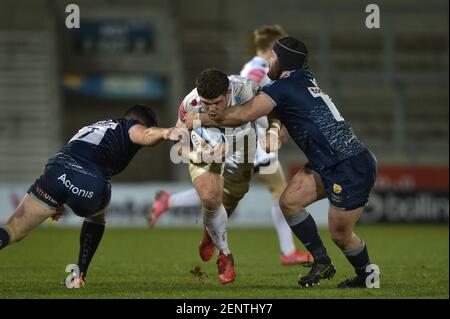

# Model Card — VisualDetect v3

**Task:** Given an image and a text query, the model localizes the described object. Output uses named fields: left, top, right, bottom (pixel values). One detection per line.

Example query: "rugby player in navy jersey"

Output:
left=184, top=37, right=379, bottom=288
left=0, top=104, right=179, bottom=286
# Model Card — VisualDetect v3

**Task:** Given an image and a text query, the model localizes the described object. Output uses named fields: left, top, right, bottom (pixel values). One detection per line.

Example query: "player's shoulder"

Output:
left=182, top=87, right=199, bottom=104
left=181, top=87, right=201, bottom=112
left=228, top=74, right=259, bottom=90
left=288, top=69, right=316, bottom=85
left=228, top=74, right=249, bottom=84
left=228, top=75, right=259, bottom=105
left=108, top=118, right=142, bottom=135
left=269, top=69, right=314, bottom=89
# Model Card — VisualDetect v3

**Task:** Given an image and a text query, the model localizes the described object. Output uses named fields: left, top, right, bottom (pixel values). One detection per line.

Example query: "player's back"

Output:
left=55, top=119, right=141, bottom=179
left=262, top=69, right=367, bottom=170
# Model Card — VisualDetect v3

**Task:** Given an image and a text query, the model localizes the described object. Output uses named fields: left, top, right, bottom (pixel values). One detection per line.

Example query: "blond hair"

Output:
left=254, top=25, right=287, bottom=51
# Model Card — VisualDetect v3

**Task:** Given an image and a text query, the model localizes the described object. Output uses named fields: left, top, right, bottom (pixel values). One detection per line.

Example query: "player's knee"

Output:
left=5, top=224, right=24, bottom=244
left=200, top=192, right=221, bottom=211
left=279, top=195, right=304, bottom=217
left=280, top=189, right=315, bottom=217
left=329, top=227, right=352, bottom=249
left=85, top=212, right=106, bottom=225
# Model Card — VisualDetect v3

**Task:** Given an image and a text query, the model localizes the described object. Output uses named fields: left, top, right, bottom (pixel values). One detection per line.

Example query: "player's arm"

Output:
left=128, top=124, right=179, bottom=146
left=184, top=93, right=275, bottom=129
left=260, top=113, right=283, bottom=152
left=279, top=125, right=289, bottom=144
left=216, top=93, right=275, bottom=126
left=187, top=112, right=217, bottom=128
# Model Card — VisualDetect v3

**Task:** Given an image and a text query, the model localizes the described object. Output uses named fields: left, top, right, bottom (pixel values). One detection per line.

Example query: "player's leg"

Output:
left=169, top=188, right=201, bottom=208
left=327, top=150, right=378, bottom=288
left=0, top=194, right=55, bottom=250
left=217, top=162, right=253, bottom=285
left=328, top=206, right=375, bottom=288
left=150, top=188, right=200, bottom=226
left=221, top=162, right=254, bottom=215
left=279, top=166, right=335, bottom=287
left=1, top=164, right=67, bottom=250
left=66, top=173, right=112, bottom=286
left=256, top=161, right=312, bottom=265
left=72, top=209, right=106, bottom=287
left=190, top=163, right=231, bottom=263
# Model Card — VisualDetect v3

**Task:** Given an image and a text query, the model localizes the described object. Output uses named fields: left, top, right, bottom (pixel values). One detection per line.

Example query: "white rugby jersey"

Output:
left=240, top=56, right=277, bottom=167
left=240, top=56, right=271, bottom=87
left=178, top=75, right=259, bottom=165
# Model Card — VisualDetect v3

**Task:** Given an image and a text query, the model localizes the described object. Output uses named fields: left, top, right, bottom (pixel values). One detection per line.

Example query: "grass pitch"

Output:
left=0, top=224, right=448, bottom=299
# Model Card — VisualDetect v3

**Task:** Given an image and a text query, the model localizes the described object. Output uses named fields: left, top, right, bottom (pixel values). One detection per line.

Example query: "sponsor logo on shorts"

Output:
left=333, top=183, right=342, bottom=194
left=331, top=193, right=343, bottom=204
left=57, top=174, right=94, bottom=198
left=35, top=186, right=59, bottom=206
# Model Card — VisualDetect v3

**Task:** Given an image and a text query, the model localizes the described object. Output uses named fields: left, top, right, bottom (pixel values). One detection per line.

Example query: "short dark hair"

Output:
left=254, top=25, right=287, bottom=51
left=196, top=68, right=229, bottom=100
left=124, top=104, right=158, bottom=127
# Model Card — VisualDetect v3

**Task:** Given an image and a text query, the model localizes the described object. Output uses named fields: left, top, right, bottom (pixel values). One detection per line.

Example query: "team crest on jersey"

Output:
left=191, top=99, right=197, bottom=106
left=333, top=183, right=342, bottom=194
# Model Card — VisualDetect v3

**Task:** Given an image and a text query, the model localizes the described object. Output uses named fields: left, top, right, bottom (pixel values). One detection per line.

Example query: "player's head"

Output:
left=124, top=104, right=158, bottom=127
left=254, top=24, right=287, bottom=53
left=268, top=36, right=308, bottom=80
left=196, top=68, right=230, bottom=118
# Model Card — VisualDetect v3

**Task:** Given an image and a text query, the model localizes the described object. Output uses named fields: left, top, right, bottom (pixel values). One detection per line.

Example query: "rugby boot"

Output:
left=149, top=190, right=170, bottom=227
left=281, top=250, right=314, bottom=266
left=217, top=252, right=236, bottom=284
left=199, top=227, right=216, bottom=262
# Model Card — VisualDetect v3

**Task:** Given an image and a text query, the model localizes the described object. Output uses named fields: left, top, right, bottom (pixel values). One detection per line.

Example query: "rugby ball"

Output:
left=191, top=127, right=226, bottom=148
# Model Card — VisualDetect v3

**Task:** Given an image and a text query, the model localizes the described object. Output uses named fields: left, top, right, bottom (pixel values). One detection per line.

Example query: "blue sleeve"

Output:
left=121, top=119, right=143, bottom=149
left=261, top=79, right=288, bottom=107
left=124, top=119, right=142, bottom=132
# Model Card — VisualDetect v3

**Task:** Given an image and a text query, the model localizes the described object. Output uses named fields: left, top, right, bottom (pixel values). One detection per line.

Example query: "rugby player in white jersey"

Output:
left=172, top=69, right=262, bottom=284
left=150, top=25, right=312, bottom=266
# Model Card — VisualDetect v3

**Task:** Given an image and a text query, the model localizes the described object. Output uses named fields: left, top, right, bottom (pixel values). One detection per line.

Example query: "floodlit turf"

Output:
left=0, top=224, right=448, bottom=299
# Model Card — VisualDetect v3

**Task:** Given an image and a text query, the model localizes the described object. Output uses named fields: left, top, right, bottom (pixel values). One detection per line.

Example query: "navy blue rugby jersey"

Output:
left=261, top=69, right=367, bottom=171
left=51, top=119, right=142, bottom=179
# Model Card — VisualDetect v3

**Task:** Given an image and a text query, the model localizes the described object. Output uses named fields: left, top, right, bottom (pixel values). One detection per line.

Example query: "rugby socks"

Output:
left=285, top=210, right=330, bottom=263
left=203, top=204, right=230, bottom=255
left=270, top=198, right=296, bottom=256
left=343, top=240, right=371, bottom=277
left=0, top=226, right=11, bottom=250
left=77, top=220, right=105, bottom=277
left=170, top=188, right=201, bottom=208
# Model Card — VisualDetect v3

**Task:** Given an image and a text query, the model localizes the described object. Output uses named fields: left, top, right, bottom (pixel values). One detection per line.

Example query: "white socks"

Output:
left=172, top=190, right=296, bottom=257
left=203, top=204, right=230, bottom=255
left=271, top=198, right=296, bottom=256
left=170, top=188, right=201, bottom=208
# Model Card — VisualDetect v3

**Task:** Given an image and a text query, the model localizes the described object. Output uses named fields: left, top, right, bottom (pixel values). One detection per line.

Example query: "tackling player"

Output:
left=241, top=25, right=310, bottom=266
left=0, top=104, right=178, bottom=286
left=185, top=37, right=379, bottom=288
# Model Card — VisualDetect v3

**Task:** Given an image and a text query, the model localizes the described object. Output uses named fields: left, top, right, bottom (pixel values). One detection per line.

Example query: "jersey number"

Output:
left=69, top=121, right=118, bottom=145
left=308, top=87, right=344, bottom=122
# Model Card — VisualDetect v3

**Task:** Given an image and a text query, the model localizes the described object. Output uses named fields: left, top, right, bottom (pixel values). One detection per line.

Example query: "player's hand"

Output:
left=163, top=127, right=186, bottom=141
left=183, top=112, right=200, bottom=130
left=50, top=205, right=65, bottom=221
left=208, top=110, right=224, bottom=122
left=260, top=130, right=281, bottom=152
